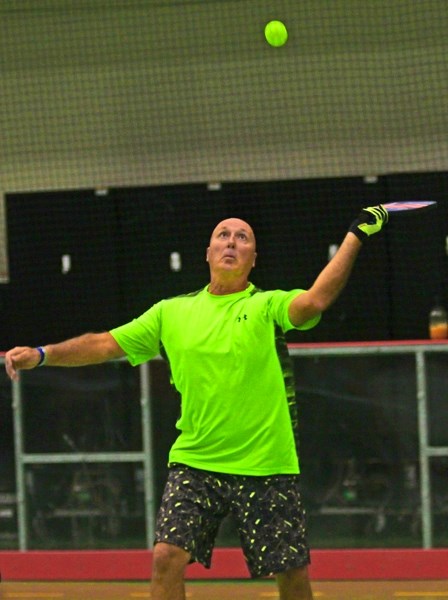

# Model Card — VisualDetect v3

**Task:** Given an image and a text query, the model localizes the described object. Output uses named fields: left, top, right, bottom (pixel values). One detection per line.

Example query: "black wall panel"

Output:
left=110, top=185, right=225, bottom=321
left=4, top=190, right=122, bottom=348
left=384, top=171, right=448, bottom=339
left=2, top=171, right=447, bottom=349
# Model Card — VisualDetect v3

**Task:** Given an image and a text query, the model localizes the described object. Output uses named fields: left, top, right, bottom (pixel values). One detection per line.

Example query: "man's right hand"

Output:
left=5, top=346, right=42, bottom=381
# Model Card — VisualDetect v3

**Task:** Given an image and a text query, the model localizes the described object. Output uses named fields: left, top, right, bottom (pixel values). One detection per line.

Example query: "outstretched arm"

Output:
left=288, top=205, right=388, bottom=328
left=5, top=332, right=125, bottom=381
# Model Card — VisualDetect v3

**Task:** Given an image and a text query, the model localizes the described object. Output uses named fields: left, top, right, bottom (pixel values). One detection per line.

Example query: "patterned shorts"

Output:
left=154, top=463, right=310, bottom=578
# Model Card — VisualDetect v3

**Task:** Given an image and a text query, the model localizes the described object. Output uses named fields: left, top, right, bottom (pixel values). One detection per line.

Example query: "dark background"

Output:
left=2, top=170, right=447, bottom=349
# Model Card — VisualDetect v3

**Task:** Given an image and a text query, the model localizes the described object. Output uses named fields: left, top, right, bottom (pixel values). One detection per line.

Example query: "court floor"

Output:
left=1, top=580, right=448, bottom=599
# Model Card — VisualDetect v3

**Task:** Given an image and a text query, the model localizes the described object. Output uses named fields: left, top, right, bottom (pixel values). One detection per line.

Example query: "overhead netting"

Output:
left=1, top=1, right=447, bottom=345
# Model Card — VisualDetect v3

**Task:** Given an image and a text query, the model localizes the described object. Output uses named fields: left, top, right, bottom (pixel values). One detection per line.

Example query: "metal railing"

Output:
left=2, top=340, right=448, bottom=550
left=5, top=359, right=155, bottom=550
left=289, top=340, right=448, bottom=548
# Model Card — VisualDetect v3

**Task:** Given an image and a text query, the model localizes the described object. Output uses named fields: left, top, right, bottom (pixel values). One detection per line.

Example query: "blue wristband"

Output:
left=36, top=346, right=47, bottom=367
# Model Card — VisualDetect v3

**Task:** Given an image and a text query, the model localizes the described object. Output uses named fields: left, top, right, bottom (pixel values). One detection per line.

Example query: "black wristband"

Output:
left=36, top=346, right=47, bottom=367
left=349, top=220, right=368, bottom=242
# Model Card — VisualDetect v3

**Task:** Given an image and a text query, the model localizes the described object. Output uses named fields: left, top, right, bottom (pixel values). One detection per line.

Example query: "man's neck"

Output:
left=208, top=278, right=250, bottom=296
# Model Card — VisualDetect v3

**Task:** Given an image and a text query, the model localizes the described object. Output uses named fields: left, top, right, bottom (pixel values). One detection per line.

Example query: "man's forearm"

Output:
left=289, top=232, right=362, bottom=326
left=43, top=332, right=124, bottom=366
left=5, top=332, right=125, bottom=380
left=308, top=232, right=362, bottom=311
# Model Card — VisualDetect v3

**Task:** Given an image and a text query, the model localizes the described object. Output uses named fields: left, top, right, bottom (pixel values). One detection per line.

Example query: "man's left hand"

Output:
left=349, top=205, right=389, bottom=242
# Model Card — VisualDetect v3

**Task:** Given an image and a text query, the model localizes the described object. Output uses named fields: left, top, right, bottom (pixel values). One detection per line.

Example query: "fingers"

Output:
left=378, top=204, right=389, bottom=223
left=5, top=350, right=19, bottom=381
left=366, top=205, right=388, bottom=224
left=5, top=347, right=39, bottom=381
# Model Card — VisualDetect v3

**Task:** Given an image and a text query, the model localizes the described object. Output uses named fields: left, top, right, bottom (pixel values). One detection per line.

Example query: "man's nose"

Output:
left=227, top=235, right=236, bottom=247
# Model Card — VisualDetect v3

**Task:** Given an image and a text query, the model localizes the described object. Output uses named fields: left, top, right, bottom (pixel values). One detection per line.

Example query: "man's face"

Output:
left=206, top=218, right=257, bottom=278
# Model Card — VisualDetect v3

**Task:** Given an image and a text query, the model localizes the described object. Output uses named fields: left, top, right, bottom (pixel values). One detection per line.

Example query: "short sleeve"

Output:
left=109, top=301, right=163, bottom=366
left=266, top=289, right=321, bottom=332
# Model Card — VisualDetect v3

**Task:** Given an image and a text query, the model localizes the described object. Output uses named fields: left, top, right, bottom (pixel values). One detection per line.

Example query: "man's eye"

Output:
left=218, top=231, right=228, bottom=238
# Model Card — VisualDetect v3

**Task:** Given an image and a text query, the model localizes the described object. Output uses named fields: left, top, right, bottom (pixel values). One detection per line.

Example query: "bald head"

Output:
left=206, top=217, right=257, bottom=293
left=209, top=218, right=256, bottom=248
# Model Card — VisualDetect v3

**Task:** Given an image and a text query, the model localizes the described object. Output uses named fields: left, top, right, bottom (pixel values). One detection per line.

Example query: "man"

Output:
left=5, top=206, right=388, bottom=600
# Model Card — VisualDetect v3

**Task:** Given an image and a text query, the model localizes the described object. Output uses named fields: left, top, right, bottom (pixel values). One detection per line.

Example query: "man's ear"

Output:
left=252, top=252, right=257, bottom=267
left=206, top=247, right=210, bottom=262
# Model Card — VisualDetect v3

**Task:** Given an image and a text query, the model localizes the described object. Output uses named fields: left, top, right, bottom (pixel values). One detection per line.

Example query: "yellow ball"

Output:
left=264, top=20, right=288, bottom=47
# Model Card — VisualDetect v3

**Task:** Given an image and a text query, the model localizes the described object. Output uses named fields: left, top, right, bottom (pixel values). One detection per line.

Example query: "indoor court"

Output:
left=1, top=549, right=448, bottom=599
left=2, top=2, right=448, bottom=600
left=2, top=580, right=448, bottom=600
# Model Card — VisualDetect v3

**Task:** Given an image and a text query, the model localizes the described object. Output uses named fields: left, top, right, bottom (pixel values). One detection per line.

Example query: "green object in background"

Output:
left=264, top=20, right=288, bottom=47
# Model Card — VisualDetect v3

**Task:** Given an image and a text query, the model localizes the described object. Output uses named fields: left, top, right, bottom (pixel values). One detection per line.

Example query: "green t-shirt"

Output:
left=110, top=283, right=320, bottom=475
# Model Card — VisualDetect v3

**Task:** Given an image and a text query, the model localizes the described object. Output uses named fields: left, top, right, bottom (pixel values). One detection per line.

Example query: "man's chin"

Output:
left=221, top=259, right=238, bottom=267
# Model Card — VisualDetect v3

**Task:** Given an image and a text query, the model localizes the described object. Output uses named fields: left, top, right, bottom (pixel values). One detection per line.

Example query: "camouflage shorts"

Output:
left=154, top=463, right=310, bottom=578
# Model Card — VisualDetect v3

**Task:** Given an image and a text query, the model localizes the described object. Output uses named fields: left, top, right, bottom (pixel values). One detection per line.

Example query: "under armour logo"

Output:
left=237, top=314, right=248, bottom=322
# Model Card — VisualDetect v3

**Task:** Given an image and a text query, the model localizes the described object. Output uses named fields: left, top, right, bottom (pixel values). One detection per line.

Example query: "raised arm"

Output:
left=288, top=205, right=388, bottom=328
left=5, top=332, right=125, bottom=381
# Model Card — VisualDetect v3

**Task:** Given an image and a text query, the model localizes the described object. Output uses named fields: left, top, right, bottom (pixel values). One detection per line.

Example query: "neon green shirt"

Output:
left=110, top=283, right=320, bottom=475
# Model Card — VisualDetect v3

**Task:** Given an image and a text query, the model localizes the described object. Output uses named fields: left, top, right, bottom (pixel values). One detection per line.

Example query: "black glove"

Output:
left=349, top=205, right=388, bottom=242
